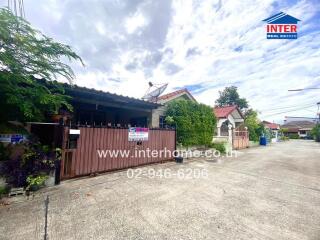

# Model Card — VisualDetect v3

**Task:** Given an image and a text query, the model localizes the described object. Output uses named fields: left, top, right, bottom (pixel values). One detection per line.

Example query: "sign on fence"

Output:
left=128, top=127, right=149, bottom=141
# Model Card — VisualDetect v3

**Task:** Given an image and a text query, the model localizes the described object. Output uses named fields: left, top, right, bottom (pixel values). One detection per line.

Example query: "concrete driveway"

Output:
left=1, top=140, right=320, bottom=240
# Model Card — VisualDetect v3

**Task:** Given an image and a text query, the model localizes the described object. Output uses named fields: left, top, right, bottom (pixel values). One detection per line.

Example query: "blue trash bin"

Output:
left=260, top=136, right=267, bottom=146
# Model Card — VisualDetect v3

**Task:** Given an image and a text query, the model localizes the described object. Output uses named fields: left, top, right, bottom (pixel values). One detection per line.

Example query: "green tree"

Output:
left=0, top=8, right=82, bottom=122
left=244, top=109, right=265, bottom=141
left=215, top=86, right=248, bottom=110
left=311, top=124, right=320, bottom=142
left=166, top=99, right=216, bottom=146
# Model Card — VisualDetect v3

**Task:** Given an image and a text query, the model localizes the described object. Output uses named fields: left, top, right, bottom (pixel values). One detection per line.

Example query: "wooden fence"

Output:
left=61, top=127, right=176, bottom=179
left=232, top=130, right=249, bottom=150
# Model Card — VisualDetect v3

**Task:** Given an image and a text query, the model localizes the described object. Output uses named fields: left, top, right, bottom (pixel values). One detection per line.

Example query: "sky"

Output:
left=1, top=0, right=320, bottom=123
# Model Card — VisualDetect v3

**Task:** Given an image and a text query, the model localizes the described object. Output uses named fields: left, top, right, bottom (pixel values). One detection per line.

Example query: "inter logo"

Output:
left=263, top=12, right=300, bottom=39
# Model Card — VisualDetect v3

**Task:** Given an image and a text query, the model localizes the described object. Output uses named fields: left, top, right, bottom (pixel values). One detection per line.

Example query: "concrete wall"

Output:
left=151, top=94, right=196, bottom=128
left=151, top=106, right=166, bottom=127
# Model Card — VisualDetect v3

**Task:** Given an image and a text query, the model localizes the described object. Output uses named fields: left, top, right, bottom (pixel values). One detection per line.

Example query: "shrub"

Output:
left=311, top=124, right=320, bottom=142
left=244, top=110, right=265, bottom=142
left=0, top=143, right=11, bottom=162
left=280, top=136, right=289, bottom=141
left=207, top=142, right=226, bottom=154
left=26, top=175, right=48, bottom=191
left=166, top=99, right=216, bottom=146
left=288, top=133, right=299, bottom=139
left=4, top=139, right=56, bottom=187
left=0, top=185, right=9, bottom=198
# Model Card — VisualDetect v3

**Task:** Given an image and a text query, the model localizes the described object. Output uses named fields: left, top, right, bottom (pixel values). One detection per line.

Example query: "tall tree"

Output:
left=0, top=8, right=83, bottom=122
left=215, top=86, right=248, bottom=110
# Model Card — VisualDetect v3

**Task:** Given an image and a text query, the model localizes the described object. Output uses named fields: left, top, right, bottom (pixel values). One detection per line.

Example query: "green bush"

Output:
left=280, top=136, right=289, bottom=141
left=26, top=175, right=48, bottom=191
left=311, top=124, right=320, bottom=142
left=288, top=133, right=299, bottom=139
left=166, top=99, right=216, bottom=146
left=0, top=143, right=10, bottom=161
left=0, top=185, right=9, bottom=198
left=244, top=110, right=265, bottom=142
left=207, top=142, right=226, bottom=154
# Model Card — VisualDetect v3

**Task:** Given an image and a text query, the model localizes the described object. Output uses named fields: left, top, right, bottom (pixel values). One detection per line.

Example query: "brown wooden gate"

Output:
left=61, top=127, right=176, bottom=179
left=233, top=126, right=249, bottom=150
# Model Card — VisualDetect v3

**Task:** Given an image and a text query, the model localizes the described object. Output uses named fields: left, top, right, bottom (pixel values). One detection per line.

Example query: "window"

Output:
left=159, top=116, right=165, bottom=128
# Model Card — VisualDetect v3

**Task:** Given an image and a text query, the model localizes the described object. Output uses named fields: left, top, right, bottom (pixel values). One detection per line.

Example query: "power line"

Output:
left=259, top=100, right=317, bottom=112
left=261, top=103, right=316, bottom=114
left=262, top=105, right=317, bottom=118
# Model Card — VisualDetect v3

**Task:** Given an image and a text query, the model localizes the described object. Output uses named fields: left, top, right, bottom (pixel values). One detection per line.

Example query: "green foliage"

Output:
left=288, top=133, right=299, bottom=139
left=166, top=99, right=216, bottom=146
left=0, top=142, right=11, bottom=161
left=280, top=128, right=288, bottom=134
left=164, top=116, right=175, bottom=125
left=26, top=175, right=48, bottom=191
left=0, top=122, right=28, bottom=134
left=280, top=136, right=289, bottom=141
left=207, top=142, right=226, bottom=154
left=0, top=73, right=73, bottom=122
left=0, top=8, right=82, bottom=81
left=0, top=185, right=9, bottom=197
left=0, top=8, right=82, bottom=122
left=244, top=109, right=265, bottom=142
left=215, top=86, right=249, bottom=110
left=311, top=124, right=320, bottom=142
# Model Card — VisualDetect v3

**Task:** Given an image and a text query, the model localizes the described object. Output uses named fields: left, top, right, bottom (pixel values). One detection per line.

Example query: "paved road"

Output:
left=1, top=140, right=320, bottom=240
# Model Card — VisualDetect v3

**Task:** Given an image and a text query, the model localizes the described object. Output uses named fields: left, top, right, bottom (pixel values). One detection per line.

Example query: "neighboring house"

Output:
left=284, top=116, right=319, bottom=124
left=150, top=88, right=196, bottom=128
left=262, top=121, right=280, bottom=142
left=281, top=120, right=316, bottom=139
left=212, top=105, right=249, bottom=150
left=213, top=105, right=244, bottom=138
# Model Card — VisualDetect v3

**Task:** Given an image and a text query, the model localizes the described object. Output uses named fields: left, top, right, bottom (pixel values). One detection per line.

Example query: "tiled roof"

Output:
left=262, top=121, right=280, bottom=130
left=157, top=88, right=196, bottom=101
left=281, top=121, right=316, bottom=129
left=62, top=83, right=161, bottom=108
left=213, top=105, right=238, bottom=118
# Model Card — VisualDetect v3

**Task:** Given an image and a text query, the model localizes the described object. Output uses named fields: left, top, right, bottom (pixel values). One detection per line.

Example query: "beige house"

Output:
left=150, top=88, right=196, bottom=127
left=212, top=105, right=248, bottom=150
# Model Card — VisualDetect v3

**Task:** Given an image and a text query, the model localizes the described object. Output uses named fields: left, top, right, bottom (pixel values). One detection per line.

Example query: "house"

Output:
left=26, top=82, right=176, bottom=180
left=213, top=105, right=244, bottom=138
left=150, top=88, right=196, bottom=128
left=284, top=116, right=319, bottom=124
left=213, top=105, right=248, bottom=150
left=262, top=121, right=280, bottom=142
left=281, top=120, right=316, bottom=139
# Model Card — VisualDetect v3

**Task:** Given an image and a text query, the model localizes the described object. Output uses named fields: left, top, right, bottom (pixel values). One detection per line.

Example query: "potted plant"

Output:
left=26, top=175, right=48, bottom=192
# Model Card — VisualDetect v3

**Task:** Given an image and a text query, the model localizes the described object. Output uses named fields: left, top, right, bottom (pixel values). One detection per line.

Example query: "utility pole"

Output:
left=287, top=88, right=320, bottom=123
left=317, top=102, right=320, bottom=123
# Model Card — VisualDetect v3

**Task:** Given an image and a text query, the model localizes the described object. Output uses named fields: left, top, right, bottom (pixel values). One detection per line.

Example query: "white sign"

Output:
left=69, top=129, right=80, bottom=135
left=128, top=127, right=149, bottom=141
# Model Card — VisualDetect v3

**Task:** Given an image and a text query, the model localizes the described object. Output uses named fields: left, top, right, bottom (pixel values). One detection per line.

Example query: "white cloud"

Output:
left=125, top=11, right=148, bottom=34
left=14, top=0, right=320, bottom=123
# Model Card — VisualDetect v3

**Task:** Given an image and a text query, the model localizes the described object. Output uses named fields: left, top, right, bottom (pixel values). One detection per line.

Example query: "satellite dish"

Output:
left=142, top=82, right=168, bottom=102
